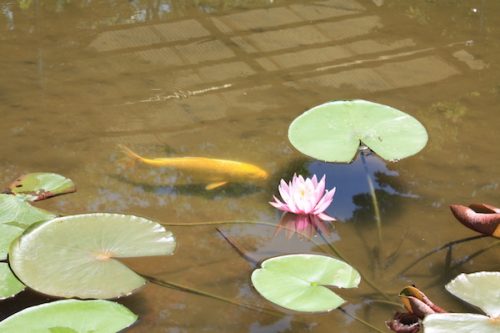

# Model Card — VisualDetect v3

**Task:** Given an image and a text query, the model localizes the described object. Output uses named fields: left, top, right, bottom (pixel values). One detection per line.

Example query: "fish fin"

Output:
left=206, top=181, right=228, bottom=190
left=118, top=144, right=143, bottom=162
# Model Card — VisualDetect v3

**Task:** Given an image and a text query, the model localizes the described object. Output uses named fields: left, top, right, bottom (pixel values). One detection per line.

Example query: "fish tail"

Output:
left=118, top=144, right=144, bottom=163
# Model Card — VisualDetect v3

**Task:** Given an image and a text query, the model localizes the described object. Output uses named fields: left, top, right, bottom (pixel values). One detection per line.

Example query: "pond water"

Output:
left=1, top=0, right=499, bottom=332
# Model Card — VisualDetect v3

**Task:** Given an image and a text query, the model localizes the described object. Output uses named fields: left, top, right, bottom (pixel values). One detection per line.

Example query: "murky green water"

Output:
left=1, top=0, right=499, bottom=332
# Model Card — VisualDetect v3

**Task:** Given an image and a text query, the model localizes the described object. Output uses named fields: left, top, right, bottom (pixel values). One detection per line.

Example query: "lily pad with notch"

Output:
left=423, top=271, right=500, bottom=333
left=288, top=100, right=428, bottom=163
left=0, top=263, right=25, bottom=299
left=251, top=254, right=360, bottom=312
left=0, top=299, right=137, bottom=332
left=9, top=213, right=176, bottom=299
left=7, top=173, right=76, bottom=202
left=0, top=194, right=56, bottom=228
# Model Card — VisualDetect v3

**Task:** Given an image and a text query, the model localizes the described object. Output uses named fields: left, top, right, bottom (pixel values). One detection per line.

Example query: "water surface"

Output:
left=1, top=0, right=499, bottom=332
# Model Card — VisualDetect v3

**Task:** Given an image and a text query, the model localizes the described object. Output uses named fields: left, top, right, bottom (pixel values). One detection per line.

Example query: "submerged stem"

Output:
left=162, top=220, right=392, bottom=301
left=142, top=274, right=286, bottom=319
left=360, top=151, right=384, bottom=270
left=338, top=307, right=386, bottom=333
left=398, top=234, right=488, bottom=275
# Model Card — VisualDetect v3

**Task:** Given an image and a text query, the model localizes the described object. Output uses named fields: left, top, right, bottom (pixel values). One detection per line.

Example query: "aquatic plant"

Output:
left=287, top=100, right=428, bottom=262
left=450, top=203, right=500, bottom=238
left=5, top=172, right=76, bottom=202
left=288, top=100, right=428, bottom=163
left=387, top=286, right=445, bottom=332
left=251, top=254, right=360, bottom=312
left=10, top=213, right=175, bottom=299
left=423, top=272, right=500, bottom=332
left=0, top=263, right=25, bottom=299
left=0, top=299, right=137, bottom=332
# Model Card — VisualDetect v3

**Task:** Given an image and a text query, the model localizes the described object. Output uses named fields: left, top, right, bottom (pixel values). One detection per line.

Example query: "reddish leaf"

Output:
left=386, top=312, right=421, bottom=333
left=450, top=204, right=500, bottom=238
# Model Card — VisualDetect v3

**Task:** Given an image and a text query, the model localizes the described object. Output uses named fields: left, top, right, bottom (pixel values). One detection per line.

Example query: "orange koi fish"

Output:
left=119, top=145, right=268, bottom=190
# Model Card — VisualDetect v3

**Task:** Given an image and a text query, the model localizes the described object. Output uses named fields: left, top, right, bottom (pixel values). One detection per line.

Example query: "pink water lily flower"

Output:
left=270, top=174, right=336, bottom=221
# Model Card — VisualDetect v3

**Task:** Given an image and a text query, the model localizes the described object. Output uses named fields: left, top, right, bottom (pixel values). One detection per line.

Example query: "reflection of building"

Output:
left=81, top=0, right=484, bottom=137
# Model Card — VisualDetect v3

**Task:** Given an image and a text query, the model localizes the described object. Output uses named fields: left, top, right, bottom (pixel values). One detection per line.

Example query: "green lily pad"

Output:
left=423, top=272, right=500, bottom=333
left=7, top=173, right=76, bottom=202
left=0, top=263, right=25, bottom=299
left=445, top=271, right=500, bottom=317
left=288, top=100, right=428, bottom=162
left=10, top=213, right=176, bottom=299
left=423, top=313, right=499, bottom=333
left=251, top=254, right=360, bottom=312
left=0, top=194, right=56, bottom=228
left=0, top=299, right=137, bottom=332
left=0, top=224, right=24, bottom=260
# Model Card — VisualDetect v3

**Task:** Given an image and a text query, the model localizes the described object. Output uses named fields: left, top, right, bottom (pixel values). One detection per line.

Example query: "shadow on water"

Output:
left=111, top=174, right=264, bottom=199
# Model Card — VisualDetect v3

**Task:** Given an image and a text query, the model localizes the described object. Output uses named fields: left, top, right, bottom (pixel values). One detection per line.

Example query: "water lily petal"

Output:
left=318, top=212, right=336, bottom=222
left=313, top=188, right=336, bottom=214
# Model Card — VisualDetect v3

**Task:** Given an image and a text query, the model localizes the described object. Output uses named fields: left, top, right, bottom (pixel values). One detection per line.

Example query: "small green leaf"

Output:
left=0, top=224, right=23, bottom=260
left=0, top=194, right=56, bottom=228
left=10, top=213, right=176, bottom=299
left=0, top=263, right=25, bottom=299
left=251, top=254, right=360, bottom=312
left=288, top=100, right=428, bottom=162
left=0, top=299, right=137, bottom=332
left=446, top=271, right=500, bottom=317
left=7, top=173, right=76, bottom=202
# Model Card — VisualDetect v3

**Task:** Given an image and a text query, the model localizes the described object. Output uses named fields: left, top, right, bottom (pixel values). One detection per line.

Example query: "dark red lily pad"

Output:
left=6, top=173, right=76, bottom=202
left=449, top=204, right=500, bottom=238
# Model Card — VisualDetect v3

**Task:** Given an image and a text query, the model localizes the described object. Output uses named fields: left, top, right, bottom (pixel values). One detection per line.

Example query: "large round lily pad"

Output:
left=0, top=299, right=137, bottom=332
left=0, top=194, right=56, bottom=228
left=423, top=313, right=499, bottom=333
left=423, top=271, right=500, bottom=333
left=445, top=271, right=500, bottom=317
left=251, top=254, right=360, bottom=312
left=0, top=263, right=25, bottom=299
left=288, top=100, right=428, bottom=162
left=10, top=213, right=176, bottom=299
left=7, top=173, right=76, bottom=202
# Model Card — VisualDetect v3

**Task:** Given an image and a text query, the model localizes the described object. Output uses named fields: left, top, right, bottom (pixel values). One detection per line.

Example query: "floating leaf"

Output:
left=445, top=271, right=500, bottom=317
left=423, top=313, right=499, bottom=333
left=0, top=224, right=24, bottom=260
left=0, top=263, right=25, bottom=299
left=423, top=272, right=500, bottom=333
left=0, top=194, right=56, bottom=228
left=251, top=254, right=360, bottom=312
left=10, top=213, right=176, bottom=299
left=0, top=299, right=137, bottom=332
left=7, top=173, right=76, bottom=202
left=288, top=100, right=428, bottom=163
left=450, top=204, right=500, bottom=238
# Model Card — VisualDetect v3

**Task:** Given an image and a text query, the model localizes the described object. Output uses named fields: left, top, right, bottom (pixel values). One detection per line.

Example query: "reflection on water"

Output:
left=1, top=0, right=499, bottom=332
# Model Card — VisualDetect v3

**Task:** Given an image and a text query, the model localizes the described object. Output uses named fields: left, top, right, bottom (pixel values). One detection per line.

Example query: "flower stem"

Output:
left=338, top=307, right=386, bottom=333
left=162, top=220, right=392, bottom=300
left=398, top=234, right=488, bottom=275
left=360, top=151, right=384, bottom=270
left=141, top=273, right=286, bottom=319
left=317, top=231, right=391, bottom=301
